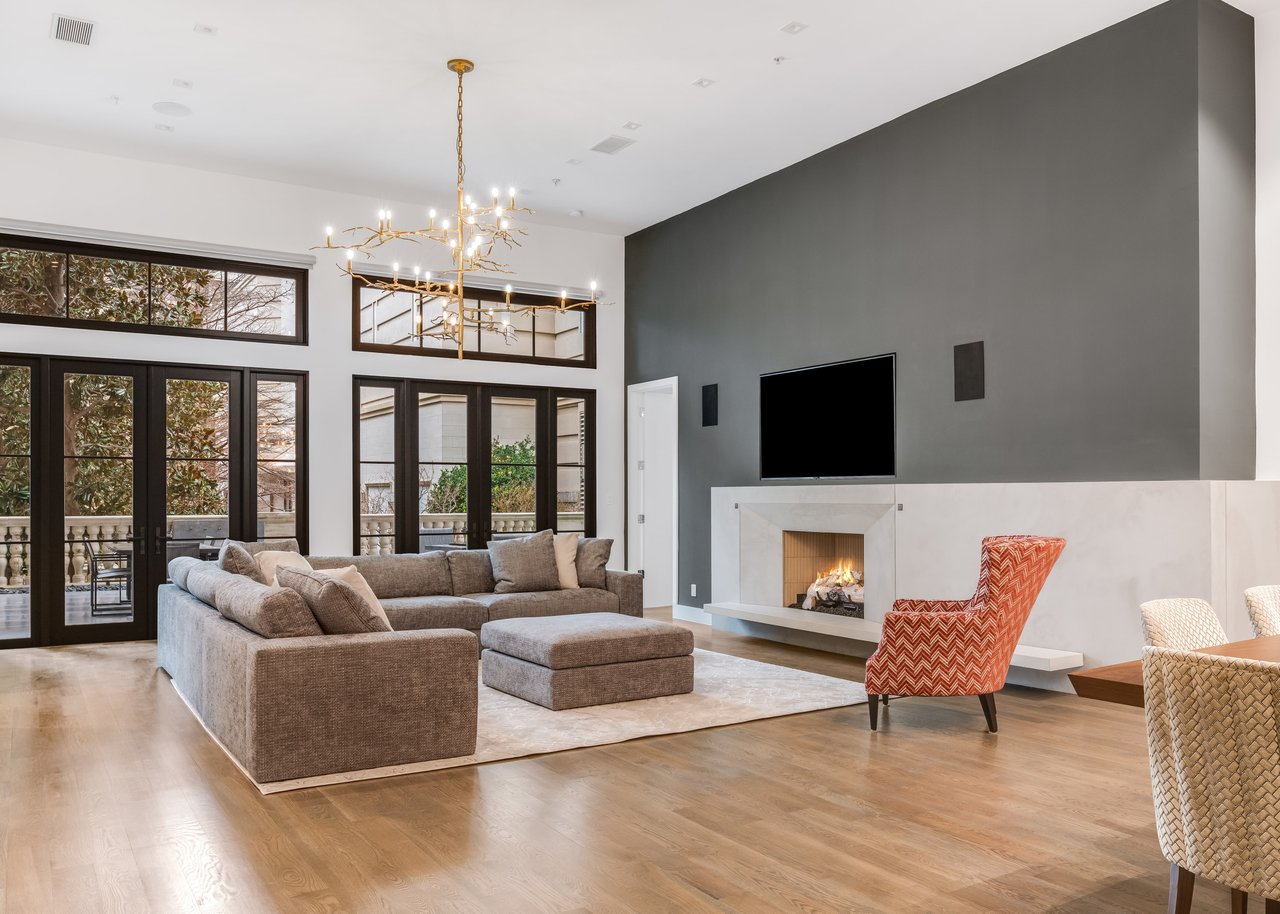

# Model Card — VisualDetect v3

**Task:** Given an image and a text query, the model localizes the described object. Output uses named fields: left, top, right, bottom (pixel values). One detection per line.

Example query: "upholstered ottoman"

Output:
left=480, top=613, right=695, bottom=710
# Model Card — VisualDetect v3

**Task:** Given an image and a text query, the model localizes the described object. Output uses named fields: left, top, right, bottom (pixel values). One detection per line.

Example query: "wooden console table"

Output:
left=1069, top=635, right=1280, bottom=707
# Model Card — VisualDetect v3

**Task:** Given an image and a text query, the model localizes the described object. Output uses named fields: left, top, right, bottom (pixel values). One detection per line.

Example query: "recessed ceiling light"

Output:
left=569, top=210, right=584, bottom=218
left=780, top=21, right=808, bottom=35
left=692, top=77, right=715, bottom=89
left=622, top=121, right=642, bottom=131
left=152, top=101, right=192, bottom=117
left=155, top=123, right=174, bottom=132
left=172, top=78, right=194, bottom=90
left=567, top=158, right=583, bottom=165
left=193, top=23, right=218, bottom=35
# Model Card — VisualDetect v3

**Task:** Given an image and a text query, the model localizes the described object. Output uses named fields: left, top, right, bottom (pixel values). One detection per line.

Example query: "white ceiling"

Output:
left=0, top=0, right=1265, bottom=235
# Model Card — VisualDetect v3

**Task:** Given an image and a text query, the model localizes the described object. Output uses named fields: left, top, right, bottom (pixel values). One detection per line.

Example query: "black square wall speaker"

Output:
left=954, top=341, right=985, bottom=401
left=702, top=384, right=718, bottom=427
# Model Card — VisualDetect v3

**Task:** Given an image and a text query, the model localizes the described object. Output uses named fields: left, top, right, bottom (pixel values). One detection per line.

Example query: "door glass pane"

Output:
left=0, top=248, right=66, bottom=317
left=418, top=390, right=468, bottom=552
left=0, top=365, right=32, bottom=639
left=164, top=379, right=231, bottom=574
left=63, top=373, right=135, bottom=624
left=67, top=256, right=149, bottom=323
left=256, top=379, right=298, bottom=542
left=358, top=385, right=397, bottom=555
left=490, top=396, right=537, bottom=539
left=556, top=397, right=587, bottom=533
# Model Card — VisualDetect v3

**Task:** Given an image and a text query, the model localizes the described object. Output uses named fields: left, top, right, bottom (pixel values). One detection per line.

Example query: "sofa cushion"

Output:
left=186, top=563, right=248, bottom=606
left=488, top=529, right=560, bottom=594
left=576, top=538, right=613, bottom=589
left=480, top=613, right=694, bottom=669
left=464, top=587, right=620, bottom=621
left=277, top=566, right=393, bottom=635
left=380, top=595, right=489, bottom=631
left=219, top=541, right=268, bottom=584
left=308, top=552, right=452, bottom=599
left=553, top=533, right=580, bottom=589
left=447, top=550, right=496, bottom=595
left=315, top=565, right=387, bottom=624
left=213, top=577, right=323, bottom=639
left=168, top=555, right=205, bottom=591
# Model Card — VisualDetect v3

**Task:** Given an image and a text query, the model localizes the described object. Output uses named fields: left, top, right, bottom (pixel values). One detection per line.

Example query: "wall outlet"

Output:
left=690, top=583, right=697, bottom=597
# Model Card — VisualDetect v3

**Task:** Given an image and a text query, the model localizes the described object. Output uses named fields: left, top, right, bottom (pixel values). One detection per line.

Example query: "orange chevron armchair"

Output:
left=864, top=535, right=1065, bottom=732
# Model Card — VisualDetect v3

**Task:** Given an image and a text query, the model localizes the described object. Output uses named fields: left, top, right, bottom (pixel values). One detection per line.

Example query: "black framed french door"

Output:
left=354, top=377, right=595, bottom=554
left=45, top=361, right=246, bottom=644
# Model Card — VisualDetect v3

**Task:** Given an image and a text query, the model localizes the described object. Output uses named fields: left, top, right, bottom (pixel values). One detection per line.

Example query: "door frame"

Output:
left=0, top=350, right=309, bottom=648
left=626, top=376, right=679, bottom=611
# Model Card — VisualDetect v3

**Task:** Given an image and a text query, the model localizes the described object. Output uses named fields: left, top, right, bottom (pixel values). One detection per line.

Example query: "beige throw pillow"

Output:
left=256, top=550, right=312, bottom=585
left=315, top=565, right=386, bottom=621
left=553, top=532, right=581, bottom=589
left=276, top=566, right=392, bottom=635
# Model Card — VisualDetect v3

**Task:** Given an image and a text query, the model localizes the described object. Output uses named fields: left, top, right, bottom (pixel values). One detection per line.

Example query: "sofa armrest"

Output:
left=606, top=570, right=644, bottom=617
left=242, top=628, right=478, bottom=782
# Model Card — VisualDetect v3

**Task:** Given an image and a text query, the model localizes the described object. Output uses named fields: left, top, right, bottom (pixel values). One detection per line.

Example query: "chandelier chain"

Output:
left=456, top=69, right=465, bottom=192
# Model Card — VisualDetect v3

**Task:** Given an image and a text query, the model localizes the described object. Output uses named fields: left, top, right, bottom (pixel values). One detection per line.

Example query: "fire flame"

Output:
left=815, top=558, right=860, bottom=587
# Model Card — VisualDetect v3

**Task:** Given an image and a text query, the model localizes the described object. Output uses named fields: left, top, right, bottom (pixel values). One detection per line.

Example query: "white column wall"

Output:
left=1256, top=7, right=1280, bottom=476
left=0, top=137, right=625, bottom=557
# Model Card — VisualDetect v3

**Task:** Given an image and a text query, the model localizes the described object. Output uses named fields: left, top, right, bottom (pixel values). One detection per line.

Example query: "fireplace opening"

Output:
left=782, top=530, right=865, bottom=618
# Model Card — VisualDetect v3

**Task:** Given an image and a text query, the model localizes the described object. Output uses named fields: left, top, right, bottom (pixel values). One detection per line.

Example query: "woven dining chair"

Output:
left=1139, top=598, right=1227, bottom=651
left=1245, top=586, right=1280, bottom=639
left=1143, top=646, right=1280, bottom=913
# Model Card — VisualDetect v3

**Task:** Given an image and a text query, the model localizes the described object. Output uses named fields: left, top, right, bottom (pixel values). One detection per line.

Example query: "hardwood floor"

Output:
left=0, top=610, right=1232, bottom=913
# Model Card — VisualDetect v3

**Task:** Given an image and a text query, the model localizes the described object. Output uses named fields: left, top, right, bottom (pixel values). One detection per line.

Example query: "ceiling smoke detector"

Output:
left=193, top=23, right=218, bottom=35
left=172, top=78, right=194, bottom=90
left=155, top=123, right=174, bottom=132
left=691, top=77, right=716, bottom=89
left=50, top=14, right=95, bottom=46
left=780, top=21, right=808, bottom=35
left=590, top=135, right=635, bottom=155
left=622, top=121, right=642, bottom=131
left=152, top=101, right=192, bottom=117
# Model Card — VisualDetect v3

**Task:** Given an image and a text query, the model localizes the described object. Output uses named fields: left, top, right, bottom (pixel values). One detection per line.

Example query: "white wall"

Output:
left=0, top=137, right=625, bottom=557
left=1257, top=7, right=1280, bottom=476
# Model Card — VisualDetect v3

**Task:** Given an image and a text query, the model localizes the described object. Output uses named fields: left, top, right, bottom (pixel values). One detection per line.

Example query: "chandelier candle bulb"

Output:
left=505, top=284, right=512, bottom=306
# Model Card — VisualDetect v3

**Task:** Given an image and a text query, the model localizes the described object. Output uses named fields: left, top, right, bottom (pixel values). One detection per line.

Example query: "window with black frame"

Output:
left=0, top=234, right=307, bottom=343
left=353, top=378, right=595, bottom=554
left=352, top=279, right=595, bottom=367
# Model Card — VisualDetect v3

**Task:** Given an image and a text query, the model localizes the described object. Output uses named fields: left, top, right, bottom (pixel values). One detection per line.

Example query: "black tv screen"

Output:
left=760, top=354, right=896, bottom=479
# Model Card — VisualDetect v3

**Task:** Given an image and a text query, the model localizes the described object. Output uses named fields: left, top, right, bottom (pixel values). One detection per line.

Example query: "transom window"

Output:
left=0, top=234, right=307, bottom=344
left=352, top=279, right=595, bottom=367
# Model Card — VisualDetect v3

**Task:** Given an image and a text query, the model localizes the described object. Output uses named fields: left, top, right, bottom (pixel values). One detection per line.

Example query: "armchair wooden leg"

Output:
left=868, top=695, right=879, bottom=730
left=1232, top=888, right=1248, bottom=914
left=1168, top=864, right=1195, bottom=914
left=978, top=693, right=998, bottom=733
left=1265, top=897, right=1279, bottom=913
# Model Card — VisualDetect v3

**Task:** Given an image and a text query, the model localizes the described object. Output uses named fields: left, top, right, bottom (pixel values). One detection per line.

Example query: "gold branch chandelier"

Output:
left=316, top=58, right=597, bottom=360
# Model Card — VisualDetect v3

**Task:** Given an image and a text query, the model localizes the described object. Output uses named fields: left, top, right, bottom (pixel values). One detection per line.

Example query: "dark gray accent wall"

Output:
left=1196, top=0, right=1256, bottom=479
left=624, top=0, right=1255, bottom=607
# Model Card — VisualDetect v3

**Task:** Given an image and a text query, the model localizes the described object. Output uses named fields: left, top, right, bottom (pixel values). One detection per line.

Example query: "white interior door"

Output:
left=627, top=379, right=677, bottom=610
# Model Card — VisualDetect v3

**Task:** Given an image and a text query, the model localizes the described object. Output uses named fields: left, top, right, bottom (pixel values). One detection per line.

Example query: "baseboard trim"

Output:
left=674, top=604, right=712, bottom=625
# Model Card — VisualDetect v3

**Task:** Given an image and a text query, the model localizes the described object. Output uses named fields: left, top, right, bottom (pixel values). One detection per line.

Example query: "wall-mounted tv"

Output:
left=760, top=354, right=896, bottom=479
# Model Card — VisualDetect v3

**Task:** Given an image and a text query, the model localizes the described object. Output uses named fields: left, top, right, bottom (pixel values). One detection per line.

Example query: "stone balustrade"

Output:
left=1, top=512, right=585, bottom=583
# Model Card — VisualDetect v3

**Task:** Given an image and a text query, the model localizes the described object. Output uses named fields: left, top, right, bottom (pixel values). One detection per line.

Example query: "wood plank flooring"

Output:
left=0, top=611, right=1232, bottom=913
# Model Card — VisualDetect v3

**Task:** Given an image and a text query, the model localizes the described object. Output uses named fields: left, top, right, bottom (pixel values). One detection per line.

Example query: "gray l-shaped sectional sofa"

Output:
left=157, top=548, right=643, bottom=783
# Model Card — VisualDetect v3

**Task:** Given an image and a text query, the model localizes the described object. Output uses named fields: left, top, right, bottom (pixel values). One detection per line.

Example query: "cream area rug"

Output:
left=181, top=648, right=867, bottom=794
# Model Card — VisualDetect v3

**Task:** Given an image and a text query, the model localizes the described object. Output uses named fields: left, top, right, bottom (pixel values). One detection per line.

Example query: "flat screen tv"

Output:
left=760, top=354, right=896, bottom=479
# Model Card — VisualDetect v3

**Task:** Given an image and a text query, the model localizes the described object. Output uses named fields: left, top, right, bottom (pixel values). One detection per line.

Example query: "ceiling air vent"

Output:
left=590, top=135, right=635, bottom=155
left=51, top=14, right=95, bottom=46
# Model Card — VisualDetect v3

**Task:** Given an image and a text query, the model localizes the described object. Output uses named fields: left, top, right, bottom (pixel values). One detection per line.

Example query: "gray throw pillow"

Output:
left=488, top=529, right=560, bottom=594
left=277, top=566, right=393, bottom=635
left=576, top=538, right=614, bottom=589
left=214, top=578, right=323, bottom=638
left=447, top=549, right=497, bottom=595
left=219, top=540, right=267, bottom=584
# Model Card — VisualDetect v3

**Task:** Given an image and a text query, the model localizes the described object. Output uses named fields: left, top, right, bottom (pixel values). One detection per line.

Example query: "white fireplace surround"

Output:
left=698, top=481, right=1280, bottom=691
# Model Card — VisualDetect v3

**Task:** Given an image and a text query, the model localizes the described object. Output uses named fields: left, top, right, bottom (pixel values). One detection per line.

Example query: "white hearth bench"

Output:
left=703, top=601, right=1084, bottom=673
